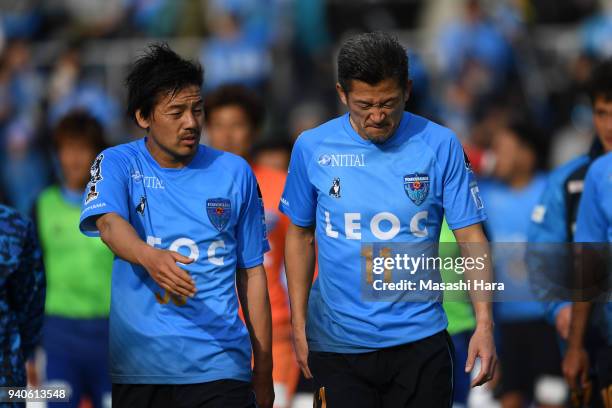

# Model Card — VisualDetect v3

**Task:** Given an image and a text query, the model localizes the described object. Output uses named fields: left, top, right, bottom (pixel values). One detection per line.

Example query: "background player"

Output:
left=79, top=44, right=273, bottom=408
left=204, top=84, right=300, bottom=408
left=280, top=32, right=496, bottom=408
left=479, top=120, right=567, bottom=408
left=564, top=151, right=612, bottom=408
left=34, top=111, right=113, bottom=408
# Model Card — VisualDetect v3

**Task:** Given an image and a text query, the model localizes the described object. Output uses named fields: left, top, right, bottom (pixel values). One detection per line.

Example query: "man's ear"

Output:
left=336, top=83, right=348, bottom=106
left=135, top=109, right=150, bottom=130
left=404, top=80, right=413, bottom=102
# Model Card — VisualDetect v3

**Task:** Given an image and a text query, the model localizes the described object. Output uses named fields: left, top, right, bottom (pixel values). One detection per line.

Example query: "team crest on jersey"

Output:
left=85, top=154, right=104, bottom=204
left=404, top=173, right=430, bottom=206
left=329, top=178, right=341, bottom=198
left=206, top=198, right=231, bottom=231
left=136, top=196, right=146, bottom=215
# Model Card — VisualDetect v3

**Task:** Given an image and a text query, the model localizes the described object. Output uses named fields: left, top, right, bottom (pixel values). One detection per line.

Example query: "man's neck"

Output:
left=508, top=170, right=533, bottom=190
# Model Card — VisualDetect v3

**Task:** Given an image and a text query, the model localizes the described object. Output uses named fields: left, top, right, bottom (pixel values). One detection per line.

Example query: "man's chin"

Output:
left=365, top=131, right=393, bottom=144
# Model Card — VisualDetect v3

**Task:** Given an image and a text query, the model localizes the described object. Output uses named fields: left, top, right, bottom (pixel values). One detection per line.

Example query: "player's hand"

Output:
left=466, top=323, right=497, bottom=387
left=293, top=323, right=313, bottom=379
left=555, top=305, right=572, bottom=340
left=138, top=245, right=196, bottom=298
left=563, top=346, right=590, bottom=391
left=26, top=359, right=38, bottom=386
left=252, top=368, right=274, bottom=408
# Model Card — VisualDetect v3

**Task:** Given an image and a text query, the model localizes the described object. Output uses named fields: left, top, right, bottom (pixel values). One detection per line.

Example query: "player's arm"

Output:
left=236, top=264, right=273, bottom=408
left=95, top=212, right=195, bottom=297
left=563, top=301, right=591, bottom=389
left=563, top=164, right=605, bottom=391
left=453, top=223, right=497, bottom=387
left=284, top=222, right=316, bottom=378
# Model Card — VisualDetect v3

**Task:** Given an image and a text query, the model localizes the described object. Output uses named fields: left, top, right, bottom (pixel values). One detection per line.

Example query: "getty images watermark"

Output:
left=369, top=251, right=501, bottom=292
left=360, top=242, right=612, bottom=302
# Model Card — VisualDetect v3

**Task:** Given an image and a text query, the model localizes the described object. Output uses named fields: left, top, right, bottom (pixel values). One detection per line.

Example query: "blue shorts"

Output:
left=42, top=316, right=111, bottom=408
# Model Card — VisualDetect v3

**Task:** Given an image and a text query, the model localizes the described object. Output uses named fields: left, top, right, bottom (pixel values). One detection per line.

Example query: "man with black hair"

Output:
left=79, top=44, right=274, bottom=408
left=280, top=32, right=496, bottom=407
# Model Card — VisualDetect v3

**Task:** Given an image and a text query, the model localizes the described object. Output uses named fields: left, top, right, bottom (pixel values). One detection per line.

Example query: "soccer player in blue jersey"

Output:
left=280, top=32, right=496, bottom=407
left=564, top=152, right=612, bottom=408
left=79, top=44, right=273, bottom=408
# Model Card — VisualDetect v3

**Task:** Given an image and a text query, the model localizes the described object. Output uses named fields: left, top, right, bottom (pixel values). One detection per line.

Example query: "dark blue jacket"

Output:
left=0, top=204, right=45, bottom=388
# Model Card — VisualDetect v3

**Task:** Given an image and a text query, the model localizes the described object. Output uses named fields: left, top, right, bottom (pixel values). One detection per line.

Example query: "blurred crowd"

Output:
left=2, top=0, right=612, bottom=407
left=1, top=0, right=612, bottom=212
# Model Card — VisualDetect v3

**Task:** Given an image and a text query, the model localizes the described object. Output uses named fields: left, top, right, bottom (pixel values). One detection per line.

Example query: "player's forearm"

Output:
left=454, top=224, right=494, bottom=328
left=237, top=265, right=273, bottom=373
left=285, top=224, right=316, bottom=329
left=96, top=212, right=151, bottom=265
left=566, top=301, right=591, bottom=350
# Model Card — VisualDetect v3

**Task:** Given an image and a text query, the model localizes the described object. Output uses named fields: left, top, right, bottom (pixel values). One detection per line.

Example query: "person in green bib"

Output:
left=35, top=111, right=112, bottom=408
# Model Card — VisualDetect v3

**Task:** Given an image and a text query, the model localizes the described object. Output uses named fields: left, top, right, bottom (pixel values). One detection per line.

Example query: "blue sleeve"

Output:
left=236, top=165, right=270, bottom=269
left=9, top=218, right=45, bottom=360
left=442, top=135, right=487, bottom=230
left=79, top=149, right=130, bottom=236
left=527, top=173, right=568, bottom=242
left=575, top=165, right=607, bottom=242
left=279, top=135, right=317, bottom=227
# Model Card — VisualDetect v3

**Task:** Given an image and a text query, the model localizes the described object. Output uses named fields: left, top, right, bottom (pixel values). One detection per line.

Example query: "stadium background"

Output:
left=1, top=0, right=610, bottom=407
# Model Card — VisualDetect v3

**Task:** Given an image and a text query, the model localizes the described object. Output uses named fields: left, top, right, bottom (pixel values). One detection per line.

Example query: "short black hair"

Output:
left=588, top=58, right=612, bottom=104
left=126, top=43, right=203, bottom=122
left=53, top=110, right=107, bottom=153
left=204, top=85, right=265, bottom=130
left=337, top=32, right=409, bottom=93
left=506, top=117, right=548, bottom=169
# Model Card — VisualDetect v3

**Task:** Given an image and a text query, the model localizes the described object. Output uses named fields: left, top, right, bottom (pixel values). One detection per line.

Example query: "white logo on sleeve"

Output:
left=531, top=205, right=546, bottom=223
left=85, top=154, right=104, bottom=204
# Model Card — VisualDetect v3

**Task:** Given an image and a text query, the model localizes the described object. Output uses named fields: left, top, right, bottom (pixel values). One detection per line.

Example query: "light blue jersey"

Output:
left=575, top=152, right=612, bottom=243
left=479, top=175, right=548, bottom=322
left=79, top=138, right=268, bottom=384
left=279, top=112, right=486, bottom=353
left=575, top=152, right=612, bottom=344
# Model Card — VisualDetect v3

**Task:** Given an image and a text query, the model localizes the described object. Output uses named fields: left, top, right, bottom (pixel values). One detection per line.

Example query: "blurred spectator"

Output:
left=0, top=0, right=42, bottom=40
left=436, top=0, right=514, bottom=84
left=126, top=0, right=184, bottom=37
left=479, top=120, right=568, bottom=408
left=252, top=139, right=292, bottom=172
left=46, top=45, right=122, bottom=143
left=204, top=84, right=299, bottom=408
left=0, top=204, right=45, bottom=389
left=35, top=111, right=112, bottom=408
left=200, top=1, right=273, bottom=91
left=581, top=2, right=612, bottom=59
left=0, top=39, right=49, bottom=213
left=60, top=0, right=126, bottom=37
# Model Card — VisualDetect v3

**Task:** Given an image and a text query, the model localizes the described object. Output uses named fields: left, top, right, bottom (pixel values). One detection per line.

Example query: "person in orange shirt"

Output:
left=204, top=85, right=299, bottom=408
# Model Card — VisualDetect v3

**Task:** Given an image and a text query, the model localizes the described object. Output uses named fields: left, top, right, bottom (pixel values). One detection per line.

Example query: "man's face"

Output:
left=205, top=105, right=254, bottom=158
left=593, top=96, right=612, bottom=152
left=337, top=78, right=410, bottom=144
left=491, top=129, right=534, bottom=182
left=136, top=85, right=204, bottom=161
left=57, top=138, right=97, bottom=190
